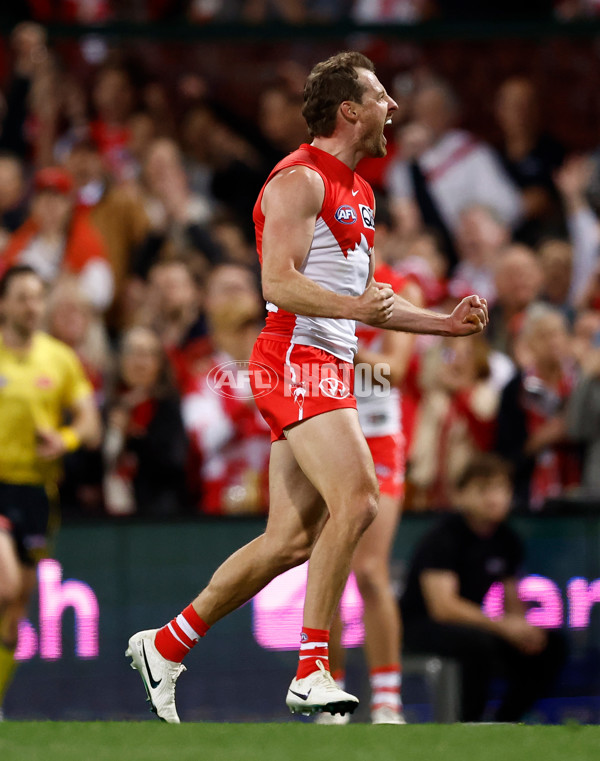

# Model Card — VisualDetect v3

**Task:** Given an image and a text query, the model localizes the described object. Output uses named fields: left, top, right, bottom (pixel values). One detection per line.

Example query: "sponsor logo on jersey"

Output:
left=335, top=205, right=357, bottom=225
left=0, top=375, right=7, bottom=389
left=35, top=376, right=54, bottom=389
left=359, top=204, right=375, bottom=230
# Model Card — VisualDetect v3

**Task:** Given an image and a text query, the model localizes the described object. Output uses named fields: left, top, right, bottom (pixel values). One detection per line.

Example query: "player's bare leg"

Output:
left=0, top=537, right=34, bottom=717
left=285, top=409, right=379, bottom=630
left=352, top=492, right=404, bottom=723
left=284, top=408, right=378, bottom=716
left=0, top=564, right=36, bottom=646
left=0, top=531, right=20, bottom=612
left=316, top=492, right=404, bottom=724
left=192, top=440, right=329, bottom=622
left=127, top=439, right=330, bottom=722
left=353, top=492, right=401, bottom=669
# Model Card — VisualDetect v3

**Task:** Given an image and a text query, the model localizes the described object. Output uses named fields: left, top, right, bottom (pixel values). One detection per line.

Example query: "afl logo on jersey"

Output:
left=335, top=205, right=357, bottom=224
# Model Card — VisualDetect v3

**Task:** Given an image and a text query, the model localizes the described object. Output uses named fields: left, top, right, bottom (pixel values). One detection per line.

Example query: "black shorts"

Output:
left=0, top=482, right=54, bottom=566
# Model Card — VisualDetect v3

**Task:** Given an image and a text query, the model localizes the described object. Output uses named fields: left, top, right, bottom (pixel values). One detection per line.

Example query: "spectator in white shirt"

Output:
left=386, top=80, right=523, bottom=267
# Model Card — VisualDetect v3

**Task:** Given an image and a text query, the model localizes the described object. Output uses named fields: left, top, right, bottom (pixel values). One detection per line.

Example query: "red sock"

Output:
left=296, top=627, right=329, bottom=680
left=154, top=604, right=209, bottom=663
left=370, top=664, right=403, bottom=712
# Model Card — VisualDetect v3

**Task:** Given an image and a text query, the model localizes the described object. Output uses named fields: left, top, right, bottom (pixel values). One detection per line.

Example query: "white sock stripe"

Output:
left=299, top=654, right=329, bottom=660
left=168, top=622, right=190, bottom=649
left=300, top=641, right=329, bottom=650
left=371, top=672, right=401, bottom=689
left=372, top=694, right=401, bottom=710
left=176, top=614, right=200, bottom=642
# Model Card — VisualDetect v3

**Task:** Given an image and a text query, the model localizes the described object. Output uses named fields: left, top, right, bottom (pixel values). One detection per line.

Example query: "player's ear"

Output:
left=340, top=100, right=359, bottom=124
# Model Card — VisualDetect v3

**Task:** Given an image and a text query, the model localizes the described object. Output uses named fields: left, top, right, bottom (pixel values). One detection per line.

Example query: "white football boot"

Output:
left=126, top=629, right=186, bottom=723
left=286, top=660, right=359, bottom=717
left=371, top=705, right=407, bottom=724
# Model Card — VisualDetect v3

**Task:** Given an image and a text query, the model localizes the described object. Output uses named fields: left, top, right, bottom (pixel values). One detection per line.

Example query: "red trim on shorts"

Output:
left=250, top=336, right=357, bottom=442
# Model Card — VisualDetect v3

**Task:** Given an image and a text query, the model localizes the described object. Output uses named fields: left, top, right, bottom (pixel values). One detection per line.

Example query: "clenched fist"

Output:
left=354, top=281, right=395, bottom=327
left=447, top=295, right=489, bottom=336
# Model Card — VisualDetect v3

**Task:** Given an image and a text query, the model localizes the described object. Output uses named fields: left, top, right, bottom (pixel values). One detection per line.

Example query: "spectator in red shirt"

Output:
left=89, top=64, right=137, bottom=182
left=408, top=333, right=499, bottom=509
left=182, top=262, right=270, bottom=515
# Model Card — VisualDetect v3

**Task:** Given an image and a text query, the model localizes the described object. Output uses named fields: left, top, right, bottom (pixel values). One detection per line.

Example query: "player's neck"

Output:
left=2, top=324, right=35, bottom=352
left=310, top=137, right=364, bottom=171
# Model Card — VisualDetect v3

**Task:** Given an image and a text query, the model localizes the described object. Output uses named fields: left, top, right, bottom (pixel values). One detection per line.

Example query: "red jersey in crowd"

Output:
left=182, top=353, right=271, bottom=515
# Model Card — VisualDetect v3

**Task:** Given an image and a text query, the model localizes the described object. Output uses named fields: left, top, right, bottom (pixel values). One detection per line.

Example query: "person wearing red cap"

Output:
left=1, top=167, right=114, bottom=311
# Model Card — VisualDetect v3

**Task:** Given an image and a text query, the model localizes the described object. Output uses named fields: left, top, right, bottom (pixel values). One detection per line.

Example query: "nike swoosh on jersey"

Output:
left=352, top=189, right=359, bottom=196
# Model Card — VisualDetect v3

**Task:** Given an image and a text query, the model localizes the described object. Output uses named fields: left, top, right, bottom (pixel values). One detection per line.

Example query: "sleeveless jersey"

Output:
left=253, top=144, right=375, bottom=363
left=355, top=263, right=408, bottom=438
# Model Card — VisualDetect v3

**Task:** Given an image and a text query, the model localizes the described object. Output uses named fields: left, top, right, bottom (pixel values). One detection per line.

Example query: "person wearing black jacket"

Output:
left=102, top=326, right=189, bottom=517
left=400, top=453, right=565, bottom=722
left=495, top=303, right=580, bottom=510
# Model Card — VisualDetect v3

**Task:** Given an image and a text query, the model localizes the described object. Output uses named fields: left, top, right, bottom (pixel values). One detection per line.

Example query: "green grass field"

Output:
left=0, top=722, right=598, bottom=761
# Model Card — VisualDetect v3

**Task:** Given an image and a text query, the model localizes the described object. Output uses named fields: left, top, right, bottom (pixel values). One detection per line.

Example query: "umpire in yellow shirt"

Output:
left=0, top=265, right=101, bottom=718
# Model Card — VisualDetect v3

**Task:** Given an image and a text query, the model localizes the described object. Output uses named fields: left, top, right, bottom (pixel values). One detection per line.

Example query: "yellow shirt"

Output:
left=0, top=332, right=92, bottom=486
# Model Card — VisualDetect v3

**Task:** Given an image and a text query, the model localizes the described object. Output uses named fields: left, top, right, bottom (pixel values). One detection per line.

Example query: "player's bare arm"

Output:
left=355, top=281, right=423, bottom=385
left=384, top=293, right=489, bottom=336
left=261, top=166, right=394, bottom=324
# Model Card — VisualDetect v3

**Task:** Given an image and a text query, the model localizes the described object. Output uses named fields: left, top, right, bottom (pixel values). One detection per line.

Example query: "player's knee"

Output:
left=353, top=487, right=379, bottom=534
left=264, top=533, right=313, bottom=572
left=353, top=559, right=387, bottom=599
left=283, top=541, right=312, bottom=570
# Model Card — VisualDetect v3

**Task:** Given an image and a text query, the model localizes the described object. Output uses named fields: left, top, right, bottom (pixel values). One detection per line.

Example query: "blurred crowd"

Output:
left=2, top=22, right=600, bottom=519
left=2, top=0, right=597, bottom=25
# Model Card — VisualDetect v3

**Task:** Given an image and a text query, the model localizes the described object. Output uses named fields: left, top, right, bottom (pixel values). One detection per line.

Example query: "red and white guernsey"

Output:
left=355, top=263, right=408, bottom=438
left=253, top=144, right=375, bottom=363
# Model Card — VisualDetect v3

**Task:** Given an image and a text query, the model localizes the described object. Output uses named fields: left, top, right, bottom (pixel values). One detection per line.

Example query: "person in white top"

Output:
left=387, top=80, right=523, bottom=241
